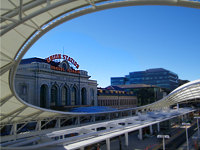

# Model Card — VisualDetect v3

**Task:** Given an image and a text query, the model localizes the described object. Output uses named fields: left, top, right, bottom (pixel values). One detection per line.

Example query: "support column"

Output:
left=36, top=120, right=41, bottom=131
left=150, top=125, right=153, bottom=135
left=106, top=125, right=110, bottom=130
left=125, top=132, right=129, bottom=146
left=119, top=112, right=122, bottom=118
left=80, top=147, right=84, bottom=150
left=177, top=103, right=179, bottom=111
left=106, top=138, right=110, bottom=150
left=181, top=115, right=184, bottom=122
left=139, top=128, right=143, bottom=140
left=197, top=118, right=200, bottom=137
left=56, top=118, right=61, bottom=128
left=11, top=123, right=17, bottom=135
left=107, top=113, right=111, bottom=120
left=92, top=115, right=95, bottom=122
left=136, top=110, right=138, bottom=115
left=157, top=123, right=160, bottom=133
left=129, top=110, right=132, bottom=116
left=77, top=116, right=80, bottom=125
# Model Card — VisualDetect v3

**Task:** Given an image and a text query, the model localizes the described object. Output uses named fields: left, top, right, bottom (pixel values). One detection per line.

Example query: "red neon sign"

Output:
left=50, top=66, right=80, bottom=74
left=46, top=54, right=79, bottom=69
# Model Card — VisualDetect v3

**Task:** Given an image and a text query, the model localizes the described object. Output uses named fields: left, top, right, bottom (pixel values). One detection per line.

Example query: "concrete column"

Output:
left=177, top=103, right=179, bottom=111
left=129, top=110, right=132, bottom=116
left=196, top=118, right=200, bottom=137
left=92, top=115, right=95, bottom=122
left=136, top=110, right=138, bottom=115
left=12, top=123, right=17, bottom=135
left=77, top=116, right=80, bottom=125
left=125, top=132, right=129, bottom=146
left=181, top=115, right=184, bottom=122
left=106, top=138, right=110, bottom=150
left=139, top=128, right=143, bottom=140
left=106, top=126, right=110, bottom=130
left=80, top=147, right=84, bottom=150
left=107, top=113, right=111, bottom=120
left=56, top=118, right=61, bottom=128
left=157, top=123, right=160, bottom=133
left=38, top=120, right=41, bottom=131
left=119, top=112, right=122, bottom=118
left=150, top=125, right=153, bottom=135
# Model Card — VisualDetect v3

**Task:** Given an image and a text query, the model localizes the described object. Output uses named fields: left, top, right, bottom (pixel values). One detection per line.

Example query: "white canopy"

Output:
left=1, top=0, right=200, bottom=126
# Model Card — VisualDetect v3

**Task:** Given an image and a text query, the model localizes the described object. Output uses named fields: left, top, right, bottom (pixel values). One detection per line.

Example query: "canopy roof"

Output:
left=1, top=0, right=200, bottom=126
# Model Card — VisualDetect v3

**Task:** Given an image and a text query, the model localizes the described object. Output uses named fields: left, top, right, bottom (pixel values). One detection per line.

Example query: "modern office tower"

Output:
left=111, top=68, right=179, bottom=91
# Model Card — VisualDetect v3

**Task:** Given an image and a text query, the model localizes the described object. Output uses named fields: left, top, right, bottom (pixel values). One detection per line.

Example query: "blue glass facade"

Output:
left=111, top=68, right=179, bottom=91
left=111, top=77, right=126, bottom=85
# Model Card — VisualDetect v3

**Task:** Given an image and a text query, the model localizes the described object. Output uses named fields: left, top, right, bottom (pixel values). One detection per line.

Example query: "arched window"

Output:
left=51, top=85, right=58, bottom=106
left=81, top=88, right=87, bottom=105
left=62, top=63, right=67, bottom=71
left=71, top=87, right=76, bottom=105
left=40, top=84, right=48, bottom=108
left=21, top=84, right=27, bottom=95
left=62, top=86, right=68, bottom=106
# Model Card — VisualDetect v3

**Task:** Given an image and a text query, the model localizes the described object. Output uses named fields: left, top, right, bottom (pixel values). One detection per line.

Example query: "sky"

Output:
left=24, top=5, right=200, bottom=88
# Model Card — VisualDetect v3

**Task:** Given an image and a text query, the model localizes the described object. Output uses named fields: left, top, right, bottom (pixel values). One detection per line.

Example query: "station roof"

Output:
left=20, top=57, right=60, bottom=66
left=0, top=0, right=200, bottom=127
left=70, top=106, right=117, bottom=113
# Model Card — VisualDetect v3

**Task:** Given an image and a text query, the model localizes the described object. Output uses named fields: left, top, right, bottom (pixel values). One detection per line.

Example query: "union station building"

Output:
left=15, top=55, right=98, bottom=110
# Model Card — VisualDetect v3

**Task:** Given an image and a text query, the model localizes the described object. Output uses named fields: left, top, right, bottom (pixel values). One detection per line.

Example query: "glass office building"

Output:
left=111, top=68, right=179, bottom=91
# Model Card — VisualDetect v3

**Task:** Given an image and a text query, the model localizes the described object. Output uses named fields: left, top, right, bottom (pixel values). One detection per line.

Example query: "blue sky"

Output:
left=24, top=5, right=200, bottom=88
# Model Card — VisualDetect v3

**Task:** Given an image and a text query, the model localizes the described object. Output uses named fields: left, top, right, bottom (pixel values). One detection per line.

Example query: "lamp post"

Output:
left=157, top=135, right=170, bottom=150
left=194, top=117, right=200, bottom=138
left=182, top=123, right=191, bottom=150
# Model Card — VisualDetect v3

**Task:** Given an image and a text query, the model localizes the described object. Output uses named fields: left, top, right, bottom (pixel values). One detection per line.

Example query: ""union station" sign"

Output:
left=46, top=54, right=79, bottom=69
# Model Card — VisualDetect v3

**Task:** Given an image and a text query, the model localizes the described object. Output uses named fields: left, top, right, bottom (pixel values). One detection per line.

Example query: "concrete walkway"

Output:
left=100, top=131, right=159, bottom=150
left=177, top=130, right=200, bottom=150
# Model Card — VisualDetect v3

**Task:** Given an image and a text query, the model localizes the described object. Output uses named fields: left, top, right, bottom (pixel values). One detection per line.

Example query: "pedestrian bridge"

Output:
left=1, top=0, right=200, bottom=149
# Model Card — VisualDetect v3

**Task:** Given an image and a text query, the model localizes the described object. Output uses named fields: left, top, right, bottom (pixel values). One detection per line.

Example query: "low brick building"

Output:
left=97, top=87, right=137, bottom=109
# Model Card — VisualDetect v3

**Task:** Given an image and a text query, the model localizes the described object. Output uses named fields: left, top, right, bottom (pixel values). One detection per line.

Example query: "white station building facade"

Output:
left=14, top=54, right=98, bottom=110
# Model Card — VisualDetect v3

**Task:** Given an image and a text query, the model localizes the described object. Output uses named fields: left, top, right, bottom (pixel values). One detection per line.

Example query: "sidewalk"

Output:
left=177, top=130, right=200, bottom=150
left=100, top=131, right=159, bottom=150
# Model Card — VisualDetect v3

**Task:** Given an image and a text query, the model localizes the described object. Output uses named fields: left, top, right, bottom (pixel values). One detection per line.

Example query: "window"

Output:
left=62, top=86, right=68, bottom=106
left=40, top=84, right=48, bottom=108
left=51, top=85, right=58, bottom=106
left=21, top=84, right=27, bottom=95
left=81, top=88, right=87, bottom=105
left=62, top=63, right=67, bottom=71
left=71, top=87, right=77, bottom=105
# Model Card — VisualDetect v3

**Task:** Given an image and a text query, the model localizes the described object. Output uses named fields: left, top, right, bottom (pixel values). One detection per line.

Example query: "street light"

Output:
left=157, top=134, right=170, bottom=150
left=182, top=122, right=191, bottom=150
left=194, top=116, right=200, bottom=138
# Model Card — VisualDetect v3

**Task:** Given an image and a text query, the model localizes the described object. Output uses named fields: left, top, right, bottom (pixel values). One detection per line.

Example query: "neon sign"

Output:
left=46, top=54, right=79, bottom=69
left=50, top=66, right=80, bottom=74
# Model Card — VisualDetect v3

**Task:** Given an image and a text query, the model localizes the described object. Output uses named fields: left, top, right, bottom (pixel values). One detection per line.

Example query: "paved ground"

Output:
left=100, top=131, right=160, bottom=150
left=177, top=130, right=200, bottom=150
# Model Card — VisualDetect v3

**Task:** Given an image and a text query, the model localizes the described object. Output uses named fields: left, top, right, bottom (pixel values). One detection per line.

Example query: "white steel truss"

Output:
left=0, top=0, right=200, bottom=145
left=0, top=108, right=196, bottom=149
